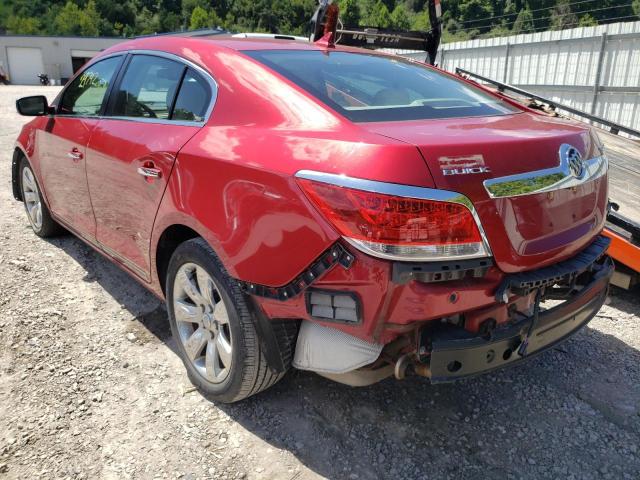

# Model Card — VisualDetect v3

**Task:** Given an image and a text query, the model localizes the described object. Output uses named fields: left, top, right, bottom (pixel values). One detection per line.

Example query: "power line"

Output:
left=454, top=13, right=640, bottom=38
left=523, top=13, right=640, bottom=32
left=452, top=4, right=635, bottom=34
left=458, top=0, right=606, bottom=25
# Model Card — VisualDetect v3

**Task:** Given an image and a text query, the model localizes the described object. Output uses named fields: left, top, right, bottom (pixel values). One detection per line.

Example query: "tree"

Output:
left=513, top=7, right=534, bottom=34
left=391, top=4, right=412, bottom=30
left=160, top=11, right=183, bottom=32
left=459, top=0, right=493, bottom=32
left=189, top=5, right=223, bottom=30
left=137, top=6, right=161, bottom=34
left=95, top=0, right=137, bottom=31
left=412, top=8, right=431, bottom=30
left=550, top=0, right=577, bottom=30
left=78, top=0, right=101, bottom=36
left=54, top=1, right=83, bottom=35
left=183, top=0, right=208, bottom=23
left=5, top=0, right=629, bottom=41
left=339, top=0, right=361, bottom=26
left=633, top=0, right=640, bottom=17
left=501, top=0, right=518, bottom=27
left=5, top=15, right=41, bottom=34
left=190, top=5, right=210, bottom=29
left=360, top=0, right=392, bottom=27
left=578, top=13, right=598, bottom=27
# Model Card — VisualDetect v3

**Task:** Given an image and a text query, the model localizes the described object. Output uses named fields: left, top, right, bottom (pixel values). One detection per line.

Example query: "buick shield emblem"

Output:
left=561, top=144, right=584, bottom=178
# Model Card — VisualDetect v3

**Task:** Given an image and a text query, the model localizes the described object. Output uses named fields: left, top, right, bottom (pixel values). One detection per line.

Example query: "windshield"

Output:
left=244, top=50, right=520, bottom=123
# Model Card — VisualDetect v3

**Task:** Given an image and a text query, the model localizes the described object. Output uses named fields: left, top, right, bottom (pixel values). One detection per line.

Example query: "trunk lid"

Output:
left=364, top=112, right=608, bottom=273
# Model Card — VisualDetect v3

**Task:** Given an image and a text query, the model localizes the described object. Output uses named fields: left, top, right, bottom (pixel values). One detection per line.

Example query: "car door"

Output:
left=85, top=53, right=214, bottom=280
left=37, top=55, right=124, bottom=238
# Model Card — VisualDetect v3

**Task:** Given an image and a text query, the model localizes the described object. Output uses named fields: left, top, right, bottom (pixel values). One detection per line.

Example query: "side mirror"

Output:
left=16, top=96, right=51, bottom=116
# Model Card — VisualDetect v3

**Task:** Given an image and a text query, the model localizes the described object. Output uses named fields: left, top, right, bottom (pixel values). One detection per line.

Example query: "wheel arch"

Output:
left=154, top=223, right=202, bottom=296
left=12, top=146, right=27, bottom=201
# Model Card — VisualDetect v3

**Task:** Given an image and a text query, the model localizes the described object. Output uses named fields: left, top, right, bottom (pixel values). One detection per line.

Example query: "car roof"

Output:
left=105, top=34, right=385, bottom=55
left=231, top=33, right=310, bottom=43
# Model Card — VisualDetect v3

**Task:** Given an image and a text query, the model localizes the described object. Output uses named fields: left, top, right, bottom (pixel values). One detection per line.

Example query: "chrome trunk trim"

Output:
left=483, top=144, right=608, bottom=199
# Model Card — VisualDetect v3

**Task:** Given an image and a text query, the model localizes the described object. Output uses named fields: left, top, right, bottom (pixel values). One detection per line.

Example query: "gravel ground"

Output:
left=1, top=85, right=639, bottom=480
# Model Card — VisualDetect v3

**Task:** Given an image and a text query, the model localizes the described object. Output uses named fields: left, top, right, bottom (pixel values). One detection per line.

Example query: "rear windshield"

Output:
left=244, top=50, right=519, bottom=123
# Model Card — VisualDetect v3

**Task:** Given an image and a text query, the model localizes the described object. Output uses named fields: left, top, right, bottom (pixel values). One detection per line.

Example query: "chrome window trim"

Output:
left=55, top=49, right=218, bottom=126
left=483, top=146, right=608, bottom=199
left=98, top=116, right=206, bottom=127
left=295, top=170, right=493, bottom=262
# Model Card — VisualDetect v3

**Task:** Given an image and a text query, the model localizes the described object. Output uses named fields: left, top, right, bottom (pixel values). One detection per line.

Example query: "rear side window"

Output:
left=59, top=56, right=121, bottom=116
left=110, top=55, right=185, bottom=119
left=244, top=50, right=520, bottom=122
left=172, top=69, right=210, bottom=122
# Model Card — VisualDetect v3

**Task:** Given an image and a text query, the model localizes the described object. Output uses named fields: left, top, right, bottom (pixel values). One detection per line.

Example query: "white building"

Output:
left=0, top=28, right=225, bottom=85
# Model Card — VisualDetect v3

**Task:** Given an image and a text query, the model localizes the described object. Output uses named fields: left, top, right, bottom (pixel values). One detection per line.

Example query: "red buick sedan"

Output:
left=13, top=35, right=611, bottom=402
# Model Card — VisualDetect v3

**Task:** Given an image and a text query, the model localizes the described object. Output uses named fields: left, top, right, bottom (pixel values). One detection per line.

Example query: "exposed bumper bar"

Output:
left=495, top=235, right=610, bottom=302
left=425, top=254, right=613, bottom=383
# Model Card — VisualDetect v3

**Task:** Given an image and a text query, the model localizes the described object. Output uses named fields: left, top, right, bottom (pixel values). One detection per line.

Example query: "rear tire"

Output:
left=19, top=158, right=65, bottom=238
left=166, top=238, right=297, bottom=403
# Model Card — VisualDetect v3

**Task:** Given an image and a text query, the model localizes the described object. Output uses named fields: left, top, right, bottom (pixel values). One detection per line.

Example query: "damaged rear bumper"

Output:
left=425, top=249, right=614, bottom=383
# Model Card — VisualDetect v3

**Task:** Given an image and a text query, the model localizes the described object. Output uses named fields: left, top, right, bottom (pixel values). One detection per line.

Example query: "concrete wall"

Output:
left=0, top=35, right=124, bottom=85
left=434, top=21, right=640, bottom=136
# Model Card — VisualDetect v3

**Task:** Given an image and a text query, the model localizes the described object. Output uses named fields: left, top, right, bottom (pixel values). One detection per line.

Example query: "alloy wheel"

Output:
left=22, top=167, right=42, bottom=230
left=173, top=263, right=233, bottom=383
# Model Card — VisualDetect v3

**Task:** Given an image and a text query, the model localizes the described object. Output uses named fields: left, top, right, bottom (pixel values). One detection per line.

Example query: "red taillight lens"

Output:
left=297, top=178, right=488, bottom=261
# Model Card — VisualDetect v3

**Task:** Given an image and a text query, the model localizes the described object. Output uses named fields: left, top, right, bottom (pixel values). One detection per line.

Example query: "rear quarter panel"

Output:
left=150, top=46, right=434, bottom=287
left=152, top=127, right=431, bottom=287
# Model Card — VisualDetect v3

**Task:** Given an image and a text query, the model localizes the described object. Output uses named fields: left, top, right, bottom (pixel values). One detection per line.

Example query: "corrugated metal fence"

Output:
left=436, top=21, right=640, bottom=134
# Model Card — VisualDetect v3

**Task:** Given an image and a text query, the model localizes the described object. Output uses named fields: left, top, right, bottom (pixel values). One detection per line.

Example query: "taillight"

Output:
left=296, top=171, right=491, bottom=261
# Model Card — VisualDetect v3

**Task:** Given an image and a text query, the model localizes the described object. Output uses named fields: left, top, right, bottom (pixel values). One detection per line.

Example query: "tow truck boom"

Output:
left=310, top=0, right=443, bottom=64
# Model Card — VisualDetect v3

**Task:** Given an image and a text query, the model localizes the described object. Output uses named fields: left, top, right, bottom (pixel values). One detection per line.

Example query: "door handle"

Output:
left=137, top=166, right=162, bottom=179
left=67, top=148, right=83, bottom=161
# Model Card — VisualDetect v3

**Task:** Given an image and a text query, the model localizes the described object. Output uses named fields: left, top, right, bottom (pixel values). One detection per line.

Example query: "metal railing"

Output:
left=455, top=67, right=640, bottom=140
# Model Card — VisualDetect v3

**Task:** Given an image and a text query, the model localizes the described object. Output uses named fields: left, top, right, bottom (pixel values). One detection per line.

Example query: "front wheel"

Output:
left=166, top=238, right=297, bottom=403
left=20, top=158, right=65, bottom=237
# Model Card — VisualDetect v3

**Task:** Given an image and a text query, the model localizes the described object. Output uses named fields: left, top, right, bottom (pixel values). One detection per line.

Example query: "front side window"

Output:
left=244, top=50, right=520, bottom=122
left=59, top=56, right=121, bottom=116
left=110, top=55, right=185, bottom=119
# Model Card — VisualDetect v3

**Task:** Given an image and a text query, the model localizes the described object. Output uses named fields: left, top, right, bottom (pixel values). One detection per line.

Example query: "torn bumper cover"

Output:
left=425, top=238, right=614, bottom=383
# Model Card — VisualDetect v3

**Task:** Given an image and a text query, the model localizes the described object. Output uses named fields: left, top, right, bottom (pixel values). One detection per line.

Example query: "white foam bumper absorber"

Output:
left=292, top=321, right=383, bottom=374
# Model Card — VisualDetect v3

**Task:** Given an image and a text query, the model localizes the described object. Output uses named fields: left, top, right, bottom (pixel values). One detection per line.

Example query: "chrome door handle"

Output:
left=137, top=167, right=162, bottom=179
left=67, top=149, right=83, bottom=161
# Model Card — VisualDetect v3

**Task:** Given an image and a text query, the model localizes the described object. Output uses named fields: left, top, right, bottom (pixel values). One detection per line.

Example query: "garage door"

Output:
left=7, top=47, right=45, bottom=85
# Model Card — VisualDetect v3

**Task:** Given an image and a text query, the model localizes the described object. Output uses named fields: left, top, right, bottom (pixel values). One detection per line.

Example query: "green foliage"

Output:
left=189, top=6, right=207, bottom=29
left=0, top=0, right=636, bottom=41
left=339, top=0, right=361, bottom=26
left=460, top=0, right=492, bottom=32
left=513, top=7, right=535, bottom=34
left=79, top=0, right=101, bottom=36
left=390, top=4, right=411, bottom=29
left=550, top=0, right=577, bottom=30
left=6, top=15, right=41, bottom=34
left=411, top=8, right=430, bottom=30
left=578, top=13, right=598, bottom=26
left=360, top=0, right=392, bottom=27
left=54, top=2, right=83, bottom=36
